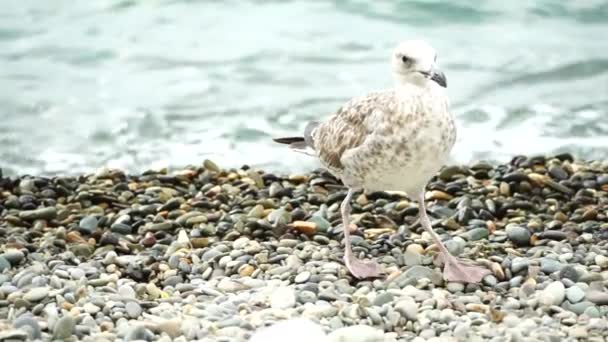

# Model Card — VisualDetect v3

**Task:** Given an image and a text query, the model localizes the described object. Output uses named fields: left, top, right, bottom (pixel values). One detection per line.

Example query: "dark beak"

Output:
left=420, top=67, right=447, bottom=88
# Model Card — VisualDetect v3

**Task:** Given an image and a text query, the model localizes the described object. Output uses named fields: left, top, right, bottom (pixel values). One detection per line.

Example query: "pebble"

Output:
left=19, top=206, right=57, bottom=221
left=505, top=225, right=531, bottom=246
left=1, top=250, right=25, bottom=265
left=0, top=256, right=10, bottom=272
left=566, top=286, right=585, bottom=303
left=394, top=298, right=418, bottom=321
left=326, top=325, right=384, bottom=342
left=13, top=315, right=42, bottom=340
left=270, top=287, right=296, bottom=309
left=2, top=158, right=608, bottom=341
left=79, top=215, right=98, bottom=234
left=53, top=315, right=75, bottom=340
left=23, top=287, right=49, bottom=302
left=541, top=258, right=564, bottom=274
left=118, top=285, right=136, bottom=299
left=125, top=301, right=143, bottom=318
left=595, top=255, right=608, bottom=269
left=294, top=271, right=311, bottom=284
left=539, top=281, right=566, bottom=306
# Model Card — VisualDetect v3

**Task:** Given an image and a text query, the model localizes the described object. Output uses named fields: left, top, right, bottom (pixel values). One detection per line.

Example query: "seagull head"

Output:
left=391, top=39, right=447, bottom=88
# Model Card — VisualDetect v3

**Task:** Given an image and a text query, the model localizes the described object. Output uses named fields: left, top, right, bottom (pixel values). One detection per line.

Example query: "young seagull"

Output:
left=274, top=40, right=491, bottom=283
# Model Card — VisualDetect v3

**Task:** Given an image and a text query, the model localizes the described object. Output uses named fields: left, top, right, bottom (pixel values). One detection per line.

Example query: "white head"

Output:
left=391, top=39, right=446, bottom=88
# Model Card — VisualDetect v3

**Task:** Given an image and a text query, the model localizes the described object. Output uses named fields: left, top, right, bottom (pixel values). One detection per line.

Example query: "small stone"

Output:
left=566, top=286, right=585, bottom=303
left=125, top=301, right=142, bottom=318
left=19, top=207, right=57, bottom=221
left=396, top=266, right=443, bottom=286
left=0, top=330, right=28, bottom=341
left=0, top=256, right=11, bottom=272
left=594, top=255, right=608, bottom=269
left=118, top=285, right=136, bottom=299
left=372, top=292, right=394, bottom=306
left=426, top=190, right=453, bottom=201
left=297, top=291, right=317, bottom=304
left=506, top=225, right=530, bottom=246
left=156, top=319, right=182, bottom=338
left=1, top=249, right=25, bottom=265
left=13, top=315, right=42, bottom=340
left=540, top=258, right=564, bottom=274
left=248, top=205, right=265, bottom=218
left=462, top=228, right=489, bottom=241
left=23, top=287, right=49, bottom=302
left=293, top=221, right=317, bottom=235
left=559, top=265, right=580, bottom=282
left=53, top=315, right=75, bottom=340
left=444, top=238, right=465, bottom=256
left=250, top=319, right=326, bottom=342
left=295, top=271, right=311, bottom=284
left=125, top=325, right=154, bottom=341
left=83, top=303, right=100, bottom=315
left=539, top=281, right=566, bottom=306
left=270, top=287, right=296, bottom=309
left=447, top=282, right=465, bottom=293
left=568, top=326, right=588, bottom=339
left=308, top=215, right=331, bottom=233
left=585, top=290, right=608, bottom=305
left=402, top=251, right=422, bottom=266
left=78, top=215, right=98, bottom=234
left=406, top=244, right=424, bottom=254
left=394, top=298, right=418, bottom=321
left=327, top=325, right=384, bottom=342
left=511, top=257, right=529, bottom=273
left=239, top=264, right=255, bottom=277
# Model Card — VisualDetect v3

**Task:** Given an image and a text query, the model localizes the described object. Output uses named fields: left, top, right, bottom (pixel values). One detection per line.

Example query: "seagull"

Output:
left=273, top=40, right=490, bottom=283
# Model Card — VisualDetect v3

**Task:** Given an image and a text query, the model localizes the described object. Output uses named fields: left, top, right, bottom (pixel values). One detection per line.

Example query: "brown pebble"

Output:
left=191, top=238, right=209, bottom=248
left=292, top=221, right=317, bottom=235
left=239, top=265, right=255, bottom=277
left=66, top=231, right=87, bottom=244
left=425, top=190, right=453, bottom=201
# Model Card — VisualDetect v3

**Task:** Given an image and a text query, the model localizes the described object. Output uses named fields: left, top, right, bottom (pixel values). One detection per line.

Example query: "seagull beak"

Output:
left=421, top=64, right=447, bottom=88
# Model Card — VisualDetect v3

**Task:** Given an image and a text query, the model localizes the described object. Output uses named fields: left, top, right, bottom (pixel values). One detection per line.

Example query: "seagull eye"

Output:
left=401, top=55, right=410, bottom=64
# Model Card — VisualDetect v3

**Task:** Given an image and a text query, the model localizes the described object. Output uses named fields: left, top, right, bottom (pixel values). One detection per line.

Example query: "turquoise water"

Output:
left=1, top=0, right=607, bottom=176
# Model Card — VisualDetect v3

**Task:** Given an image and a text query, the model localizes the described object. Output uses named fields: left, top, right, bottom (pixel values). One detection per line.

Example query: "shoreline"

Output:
left=1, top=154, right=608, bottom=341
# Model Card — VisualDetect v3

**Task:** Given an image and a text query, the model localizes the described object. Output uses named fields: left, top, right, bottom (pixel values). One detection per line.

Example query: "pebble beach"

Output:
left=1, top=154, right=608, bottom=341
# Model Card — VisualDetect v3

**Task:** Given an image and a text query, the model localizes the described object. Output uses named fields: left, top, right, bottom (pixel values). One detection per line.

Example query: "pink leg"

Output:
left=417, top=192, right=490, bottom=283
left=341, top=189, right=382, bottom=279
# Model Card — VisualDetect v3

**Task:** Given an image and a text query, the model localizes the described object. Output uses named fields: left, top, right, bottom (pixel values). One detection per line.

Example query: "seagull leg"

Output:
left=341, top=189, right=382, bottom=279
left=417, top=192, right=491, bottom=283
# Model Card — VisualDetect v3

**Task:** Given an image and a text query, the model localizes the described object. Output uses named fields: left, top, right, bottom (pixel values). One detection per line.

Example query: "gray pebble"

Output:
left=79, top=215, right=98, bottom=234
left=13, top=315, right=42, bottom=340
left=372, top=292, right=394, bottom=306
left=394, top=299, right=418, bottom=321
left=19, top=207, right=57, bottom=221
left=0, top=256, right=11, bottom=272
left=23, top=287, right=49, bottom=302
left=125, top=325, right=154, bottom=341
left=540, top=258, right=564, bottom=274
left=1, top=250, right=25, bottom=265
left=295, top=271, right=311, bottom=284
left=125, top=301, right=143, bottom=319
left=326, top=325, right=384, bottom=342
left=53, top=315, right=75, bottom=340
left=118, top=285, right=136, bottom=299
left=297, top=290, right=317, bottom=304
left=462, top=227, right=489, bottom=241
left=506, top=225, right=530, bottom=246
left=559, top=265, right=580, bottom=281
left=566, top=286, right=585, bottom=303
